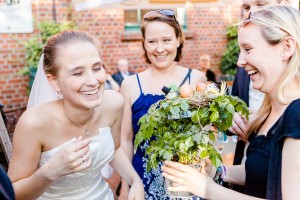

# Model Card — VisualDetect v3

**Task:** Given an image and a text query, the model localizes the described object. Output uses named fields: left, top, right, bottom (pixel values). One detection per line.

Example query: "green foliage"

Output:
left=134, top=83, right=249, bottom=172
left=220, top=25, right=239, bottom=76
left=20, top=21, right=76, bottom=76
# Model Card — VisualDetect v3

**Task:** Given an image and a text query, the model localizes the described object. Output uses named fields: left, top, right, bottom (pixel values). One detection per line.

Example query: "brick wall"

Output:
left=0, top=0, right=241, bottom=112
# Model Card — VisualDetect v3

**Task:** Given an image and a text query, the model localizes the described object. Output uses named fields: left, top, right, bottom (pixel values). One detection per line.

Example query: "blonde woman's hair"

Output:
left=245, top=6, right=300, bottom=140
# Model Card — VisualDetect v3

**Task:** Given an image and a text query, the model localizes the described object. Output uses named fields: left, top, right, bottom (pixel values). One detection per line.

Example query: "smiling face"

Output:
left=237, top=24, right=286, bottom=94
left=52, top=40, right=106, bottom=108
left=143, top=21, right=180, bottom=70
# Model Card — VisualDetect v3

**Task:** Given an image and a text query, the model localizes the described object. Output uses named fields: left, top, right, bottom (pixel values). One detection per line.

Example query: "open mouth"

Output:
left=248, top=69, right=258, bottom=76
left=155, top=55, right=167, bottom=59
left=79, top=88, right=99, bottom=96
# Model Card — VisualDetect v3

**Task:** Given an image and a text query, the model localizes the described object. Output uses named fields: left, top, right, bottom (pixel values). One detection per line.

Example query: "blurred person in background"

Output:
left=112, top=59, right=134, bottom=86
left=198, top=54, right=216, bottom=82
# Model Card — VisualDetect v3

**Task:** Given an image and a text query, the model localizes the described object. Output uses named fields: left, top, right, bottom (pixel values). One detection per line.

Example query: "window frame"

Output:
left=124, top=8, right=187, bottom=32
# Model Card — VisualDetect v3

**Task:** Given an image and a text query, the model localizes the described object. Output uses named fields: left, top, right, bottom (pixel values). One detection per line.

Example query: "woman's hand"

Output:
left=228, top=112, right=248, bottom=140
left=162, top=161, right=216, bottom=199
left=44, top=136, right=92, bottom=180
left=128, top=177, right=145, bottom=200
left=118, top=180, right=129, bottom=200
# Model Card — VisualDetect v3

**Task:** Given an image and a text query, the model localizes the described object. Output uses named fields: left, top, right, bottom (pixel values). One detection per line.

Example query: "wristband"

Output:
left=213, top=164, right=226, bottom=185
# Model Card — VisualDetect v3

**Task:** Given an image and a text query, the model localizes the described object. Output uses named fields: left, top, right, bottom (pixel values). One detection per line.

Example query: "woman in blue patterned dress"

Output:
left=119, top=9, right=206, bottom=199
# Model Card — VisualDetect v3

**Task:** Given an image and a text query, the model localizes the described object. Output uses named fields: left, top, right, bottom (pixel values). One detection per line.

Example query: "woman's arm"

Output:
left=118, top=78, right=137, bottom=199
left=108, top=91, right=144, bottom=199
left=8, top=109, right=91, bottom=200
left=282, top=137, right=300, bottom=199
left=224, top=165, right=246, bottom=185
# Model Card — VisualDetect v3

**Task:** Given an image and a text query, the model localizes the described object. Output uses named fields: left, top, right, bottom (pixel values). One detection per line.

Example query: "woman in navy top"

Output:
left=119, top=10, right=206, bottom=199
left=162, top=6, right=300, bottom=200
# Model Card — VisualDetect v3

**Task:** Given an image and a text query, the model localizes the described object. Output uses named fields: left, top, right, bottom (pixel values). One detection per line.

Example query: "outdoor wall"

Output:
left=0, top=0, right=241, bottom=112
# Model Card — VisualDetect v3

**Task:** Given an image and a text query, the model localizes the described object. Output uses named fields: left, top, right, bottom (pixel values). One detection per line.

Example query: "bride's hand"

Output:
left=43, top=136, right=92, bottom=180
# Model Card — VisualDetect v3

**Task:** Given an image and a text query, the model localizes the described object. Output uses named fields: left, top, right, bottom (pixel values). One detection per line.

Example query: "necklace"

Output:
left=62, top=102, right=94, bottom=136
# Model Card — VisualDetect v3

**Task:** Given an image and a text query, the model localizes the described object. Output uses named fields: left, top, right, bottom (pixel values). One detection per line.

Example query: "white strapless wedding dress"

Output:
left=38, top=127, right=115, bottom=200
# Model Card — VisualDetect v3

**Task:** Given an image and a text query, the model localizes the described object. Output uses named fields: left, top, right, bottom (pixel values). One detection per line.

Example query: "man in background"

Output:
left=112, top=59, right=134, bottom=86
left=198, top=54, right=216, bottom=82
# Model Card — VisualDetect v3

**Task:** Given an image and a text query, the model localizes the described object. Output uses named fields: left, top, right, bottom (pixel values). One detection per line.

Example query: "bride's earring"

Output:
left=57, top=91, right=62, bottom=99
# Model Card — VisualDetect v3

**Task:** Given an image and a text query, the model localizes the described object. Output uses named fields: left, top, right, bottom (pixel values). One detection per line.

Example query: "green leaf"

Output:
left=210, top=111, right=219, bottom=122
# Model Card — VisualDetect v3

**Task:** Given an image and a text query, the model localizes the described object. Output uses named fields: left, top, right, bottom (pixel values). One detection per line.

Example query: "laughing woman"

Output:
left=8, top=30, right=144, bottom=200
left=162, top=6, right=300, bottom=200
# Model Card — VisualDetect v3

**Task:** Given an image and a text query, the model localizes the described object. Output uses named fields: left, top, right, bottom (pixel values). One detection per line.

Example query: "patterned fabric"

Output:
left=131, top=71, right=191, bottom=199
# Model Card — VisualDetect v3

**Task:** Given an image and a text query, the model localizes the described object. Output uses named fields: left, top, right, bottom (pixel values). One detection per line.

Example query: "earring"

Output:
left=57, top=91, right=62, bottom=100
left=177, top=44, right=180, bottom=48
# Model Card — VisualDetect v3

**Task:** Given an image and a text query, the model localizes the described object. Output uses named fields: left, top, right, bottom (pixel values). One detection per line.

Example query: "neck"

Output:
left=149, top=63, right=179, bottom=76
left=62, top=101, right=94, bottom=126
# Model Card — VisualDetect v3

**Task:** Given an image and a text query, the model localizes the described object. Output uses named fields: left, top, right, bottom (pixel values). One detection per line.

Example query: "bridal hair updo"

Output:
left=42, top=30, right=100, bottom=76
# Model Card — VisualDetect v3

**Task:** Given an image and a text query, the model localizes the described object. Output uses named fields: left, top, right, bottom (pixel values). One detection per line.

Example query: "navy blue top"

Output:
left=131, top=69, right=191, bottom=199
left=245, top=99, right=300, bottom=199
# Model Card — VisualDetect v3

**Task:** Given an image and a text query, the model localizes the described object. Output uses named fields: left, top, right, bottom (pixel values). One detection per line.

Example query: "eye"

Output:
left=93, top=64, right=103, bottom=71
left=73, top=71, right=83, bottom=76
left=242, top=5, right=250, bottom=12
left=163, top=38, right=171, bottom=42
left=147, top=40, right=157, bottom=44
left=257, top=3, right=267, bottom=7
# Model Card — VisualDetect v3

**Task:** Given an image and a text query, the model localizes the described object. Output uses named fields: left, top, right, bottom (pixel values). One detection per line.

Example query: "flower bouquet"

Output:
left=134, top=81, right=249, bottom=197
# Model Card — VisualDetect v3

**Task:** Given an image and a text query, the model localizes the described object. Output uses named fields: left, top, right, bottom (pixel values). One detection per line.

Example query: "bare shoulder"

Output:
left=190, top=69, right=207, bottom=84
left=103, top=90, right=124, bottom=111
left=120, top=74, right=138, bottom=95
left=14, top=103, right=57, bottom=140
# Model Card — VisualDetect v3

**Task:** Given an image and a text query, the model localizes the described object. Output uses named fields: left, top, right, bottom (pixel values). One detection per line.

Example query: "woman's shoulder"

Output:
left=277, top=99, right=300, bottom=140
left=103, top=90, right=124, bottom=110
left=179, top=67, right=206, bottom=85
left=15, top=102, right=59, bottom=139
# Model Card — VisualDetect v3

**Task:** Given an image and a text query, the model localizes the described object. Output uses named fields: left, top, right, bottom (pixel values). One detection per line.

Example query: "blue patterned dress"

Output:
left=131, top=71, right=191, bottom=199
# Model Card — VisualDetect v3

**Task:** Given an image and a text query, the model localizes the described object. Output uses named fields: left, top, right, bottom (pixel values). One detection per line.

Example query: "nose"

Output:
left=85, top=71, right=98, bottom=85
left=237, top=52, right=247, bottom=68
left=155, top=41, right=165, bottom=53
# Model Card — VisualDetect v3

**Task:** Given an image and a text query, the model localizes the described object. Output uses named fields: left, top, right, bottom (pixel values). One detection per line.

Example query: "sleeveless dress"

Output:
left=38, top=127, right=114, bottom=200
left=132, top=70, right=191, bottom=199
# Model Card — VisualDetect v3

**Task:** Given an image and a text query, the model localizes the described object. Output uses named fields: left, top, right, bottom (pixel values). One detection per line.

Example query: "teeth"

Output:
left=156, top=55, right=167, bottom=59
left=248, top=70, right=258, bottom=75
left=80, top=88, right=98, bottom=95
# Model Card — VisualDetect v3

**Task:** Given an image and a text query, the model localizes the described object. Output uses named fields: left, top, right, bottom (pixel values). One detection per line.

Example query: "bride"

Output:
left=8, top=30, right=144, bottom=200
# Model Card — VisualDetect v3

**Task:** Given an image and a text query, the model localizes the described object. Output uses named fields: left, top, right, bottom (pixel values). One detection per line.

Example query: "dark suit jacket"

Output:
left=231, top=67, right=249, bottom=165
left=206, top=69, right=216, bottom=82
left=112, top=71, right=134, bottom=86
left=228, top=67, right=250, bottom=193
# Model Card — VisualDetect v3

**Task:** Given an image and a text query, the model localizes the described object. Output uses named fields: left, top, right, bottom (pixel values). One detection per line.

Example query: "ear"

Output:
left=282, top=37, right=296, bottom=61
left=46, top=74, right=61, bottom=92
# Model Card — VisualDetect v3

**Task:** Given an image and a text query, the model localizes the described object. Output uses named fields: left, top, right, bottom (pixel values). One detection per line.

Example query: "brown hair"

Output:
left=140, top=11, right=184, bottom=64
left=43, top=30, right=99, bottom=76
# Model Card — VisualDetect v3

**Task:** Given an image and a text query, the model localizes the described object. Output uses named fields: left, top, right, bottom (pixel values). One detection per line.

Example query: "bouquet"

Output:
left=134, top=81, right=249, bottom=172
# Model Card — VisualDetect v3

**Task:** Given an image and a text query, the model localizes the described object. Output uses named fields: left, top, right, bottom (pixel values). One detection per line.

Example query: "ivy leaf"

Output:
left=210, top=111, right=219, bottom=122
